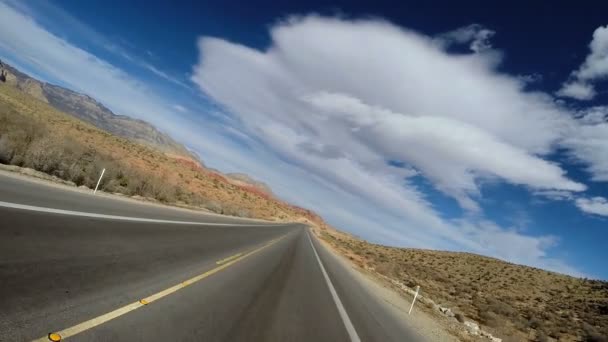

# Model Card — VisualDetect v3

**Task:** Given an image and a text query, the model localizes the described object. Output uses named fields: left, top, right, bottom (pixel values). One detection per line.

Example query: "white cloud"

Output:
left=562, top=106, right=608, bottom=181
left=173, top=104, right=188, bottom=113
left=192, top=15, right=587, bottom=275
left=305, top=92, right=584, bottom=210
left=574, top=25, right=608, bottom=81
left=135, top=57, right=191, bottom=89
left=557, top=25, right=608, bottom=100
left=556, top=81, right=596, bottom=100
left=435, top=23, right=496, bottom=53
left=575, top=197, right=608, bottom=217
left=533, top=190, right=574, bottom=201
left=194, top=16, right=584, bottom=211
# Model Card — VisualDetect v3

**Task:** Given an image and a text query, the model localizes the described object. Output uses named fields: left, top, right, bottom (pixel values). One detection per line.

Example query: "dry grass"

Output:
left=318, top=226, right=608, bottom=342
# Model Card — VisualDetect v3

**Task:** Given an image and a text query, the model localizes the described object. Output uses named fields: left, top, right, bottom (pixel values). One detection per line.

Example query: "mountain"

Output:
left=1, top=62, right=198, bottom=161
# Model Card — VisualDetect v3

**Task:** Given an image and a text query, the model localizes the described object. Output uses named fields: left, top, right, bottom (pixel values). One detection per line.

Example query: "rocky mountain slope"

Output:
left=1, top=62, right=197, bottom=161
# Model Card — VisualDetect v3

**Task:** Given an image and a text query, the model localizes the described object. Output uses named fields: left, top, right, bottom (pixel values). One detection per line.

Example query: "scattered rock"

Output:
left=438, top=306, right=455, bottom=318
left=464, top=321, right=480, bottom=335
left=481, top=331, right=502, bottom=342
left=78, top=185, right=89, bottom=190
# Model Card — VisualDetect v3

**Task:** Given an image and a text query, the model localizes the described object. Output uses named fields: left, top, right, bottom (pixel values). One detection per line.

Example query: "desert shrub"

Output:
left=455, top=313, right=465, bottom=323
left=583, top=323, right=608, bottom=342
left=204, top=200, right=223, bottom=213
left=478, top=309, right=501, bottom=327
left=0, top=108, right=46, bottom=164
left=486, top=298, right=517, bottom=317
left=537, top=332, right=549, bottom=342
left=527, top=317, right=543, bottom=330
left=221, top=204, right=250, bottom=217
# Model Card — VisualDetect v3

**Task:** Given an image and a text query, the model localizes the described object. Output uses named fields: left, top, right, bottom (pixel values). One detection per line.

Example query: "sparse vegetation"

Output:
left=318, top=227, right=608, bottom=342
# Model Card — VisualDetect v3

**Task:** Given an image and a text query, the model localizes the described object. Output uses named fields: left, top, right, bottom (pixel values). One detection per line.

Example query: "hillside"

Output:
left=226, top=172, right=273, bottom=195
left=0, top=81, right=329, bottom=225
left=317, top=226, right=608, bottom=342
left=1, top=62, right=198, bottom=161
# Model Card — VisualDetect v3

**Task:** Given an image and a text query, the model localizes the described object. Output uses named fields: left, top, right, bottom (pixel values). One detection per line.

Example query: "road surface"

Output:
left=0, top=172, right=422, bottom=341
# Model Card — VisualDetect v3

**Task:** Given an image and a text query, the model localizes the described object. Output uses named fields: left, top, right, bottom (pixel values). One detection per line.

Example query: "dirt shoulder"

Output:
left=311, top=226, right=470, bottom=342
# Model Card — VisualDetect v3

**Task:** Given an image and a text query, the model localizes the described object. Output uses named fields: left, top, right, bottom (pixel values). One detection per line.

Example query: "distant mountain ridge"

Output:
left=2, top=62, right=199, bottom=161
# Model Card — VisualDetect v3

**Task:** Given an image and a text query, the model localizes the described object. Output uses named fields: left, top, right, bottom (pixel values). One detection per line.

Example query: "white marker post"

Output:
left=408, top=285, right=420, bottom=315
left=93, top=168, right=106, bottom=195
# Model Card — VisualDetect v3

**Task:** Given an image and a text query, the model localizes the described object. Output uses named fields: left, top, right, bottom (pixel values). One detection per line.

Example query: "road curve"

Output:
left=0, top=173, right=423, bottom=341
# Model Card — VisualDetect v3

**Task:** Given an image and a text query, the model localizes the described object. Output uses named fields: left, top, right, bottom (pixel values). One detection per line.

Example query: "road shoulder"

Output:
left=311, top=227, right=462, bottom=342
left=0, top=165, right=273, bottom=223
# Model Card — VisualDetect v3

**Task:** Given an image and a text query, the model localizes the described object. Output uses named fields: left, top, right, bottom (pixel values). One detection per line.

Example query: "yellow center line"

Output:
left=216, top=252, right=243, bottom=265
left=32, top=235, right=288, bottom=342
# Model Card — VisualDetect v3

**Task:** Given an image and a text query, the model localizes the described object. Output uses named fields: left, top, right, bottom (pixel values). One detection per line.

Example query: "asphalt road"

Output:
left=0, top=173, right=422, bottom=341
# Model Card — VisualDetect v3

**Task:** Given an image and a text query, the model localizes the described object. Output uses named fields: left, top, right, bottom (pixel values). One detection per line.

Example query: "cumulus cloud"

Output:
left=574, top=25, right=608, bottom=81
left=576, top=197, right=608, bottom=217
left=435, top=23, right=496, bottom=53
left=192, top=15, right=588, bottom=275
left=305, top=92, right=585, bottom=210
left=194, top=16, right=584, bottom=211
left=557, top=25, right=608, bottom=100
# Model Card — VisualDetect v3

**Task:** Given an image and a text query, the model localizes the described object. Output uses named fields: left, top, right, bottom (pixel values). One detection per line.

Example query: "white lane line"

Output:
left=0, top=200, right=276, bottom=227
left=307, top=231, right=361, bottom=342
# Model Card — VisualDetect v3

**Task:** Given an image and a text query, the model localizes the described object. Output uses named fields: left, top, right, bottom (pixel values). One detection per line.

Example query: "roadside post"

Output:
left=408, top=285, right=420, bottom=314
left=93, top=168, right=106, bottom=195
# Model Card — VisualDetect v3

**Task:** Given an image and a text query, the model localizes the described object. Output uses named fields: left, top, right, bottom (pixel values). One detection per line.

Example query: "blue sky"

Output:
left=1, top=0, right=607, bottom=279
